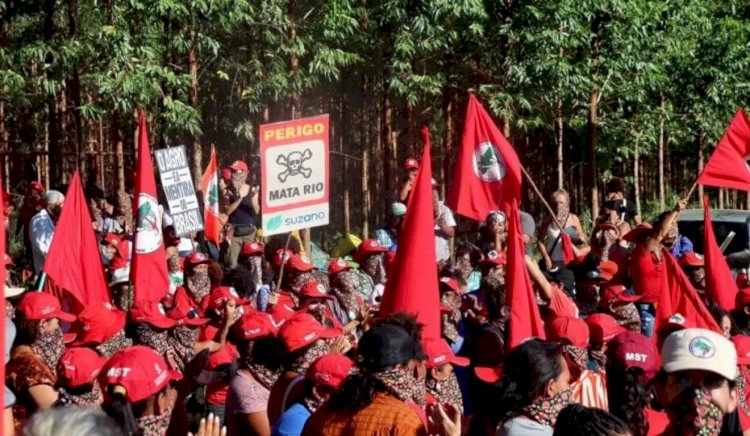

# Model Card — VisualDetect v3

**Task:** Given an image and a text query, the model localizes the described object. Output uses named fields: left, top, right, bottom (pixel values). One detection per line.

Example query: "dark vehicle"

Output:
left=676, top=209, right=750, bottom=256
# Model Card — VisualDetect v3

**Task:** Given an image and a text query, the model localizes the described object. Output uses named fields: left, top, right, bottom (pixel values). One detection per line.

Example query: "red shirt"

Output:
left=645, top=408, right=669, bottom=435
left=630, top=243, right=664, bottom=303
left=547, top=285, right=579, bottom=320
left=199, top=324, right=238, bottom=406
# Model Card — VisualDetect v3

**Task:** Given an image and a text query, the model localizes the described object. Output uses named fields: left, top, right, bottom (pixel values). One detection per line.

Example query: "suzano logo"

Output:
left=267, top=215, right=283, bottom=231
left=285, top=211, right=326, bottom=226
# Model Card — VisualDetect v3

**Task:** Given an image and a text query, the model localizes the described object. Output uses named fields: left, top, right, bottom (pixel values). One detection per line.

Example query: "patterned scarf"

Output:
left=245, top=363, right=280, bottom=391
left=58, top=382, right=102, bottom=407
left=302, top=393, right=324, bottom=414
left=669, top=388, right=724, bottom=436
left=290, top=343, right=329, bottom=375
left=738, top=366, right=750, bottom=415
left=111, top=285, right=132, bottom=313
left=563, top=345, right=589, bottom=374
left=609, top=303, right=641, bottom=332
left=168, top=326, right=198, bottom=372
left=286, top=270, right=315, bottom=295
left=117, top=191, right=133, bottom=235
left=555, top=203, right=570, bottom=228
left=362, top=254, right=386, bottom=285
left=523, top=389, right=572, bottom=428
left=230, top=171, right=248, bottom=193
left=167, top=254, right=182, bottom=273
left=440, top=293, right=461, bottom=343
left=31, top=328, right=65, bottom=369
left=246, top=256, right=264, bottom=296
left=137, top=407, right=173, bottom=436
left=136, top=324, right=174, bottom=363
left=589, top=349, right=607, bottom=369
left=6, top=300, right=14, bottom=319
left=425, top=372, right=464, bottom=413
left=372, top=368, right=418, bottom=402
left=186, top=270, right=211, bottom=302
left=89, top=198, right=103, bottom=232
left=95, top=329, right=133, bottom=359
left=335, top=269, right=374, bottom=303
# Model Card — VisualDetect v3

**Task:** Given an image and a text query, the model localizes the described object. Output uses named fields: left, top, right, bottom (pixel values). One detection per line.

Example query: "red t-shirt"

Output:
left=630, top=244, right=663, bottom=303
left=645, top=408, right=669, bottom=436
left=547, top=285, right=579, bottom=320
left=267, top=292, right=298, bottom=326
left=199, top=324, right=238, bottom=406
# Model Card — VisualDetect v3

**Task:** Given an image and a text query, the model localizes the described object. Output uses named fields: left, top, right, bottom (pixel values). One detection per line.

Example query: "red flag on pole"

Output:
left=130, top=111, right=170, bottom=303
left=446, top=94, right=522, bottom=221
left=506, top=199, right=546, bottom=349
left=697, top=109, right=750, bottom=191
left=703, top=196, right=738, bottom=311
left=43, top=171, right=110, bottom=310
left=655, top=248, right=721, bottom=334
left=201, top=145, right=221, bottom=246
left=379, top=127, right=441, bottom=339
left=561, top=233, right=575, bottom=265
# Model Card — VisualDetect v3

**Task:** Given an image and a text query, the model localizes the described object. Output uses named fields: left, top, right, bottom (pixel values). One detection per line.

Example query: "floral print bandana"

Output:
left=230, top=171, right=248, bottom=193
left=186, top=270, right=211, bottom=302
left=31, top=328, right=65, bottom=369
left=426, top=372, right=464, bottom=414
left=669, top=387, right=724, bottom=436
left=6, top=300, right=14, bottom=319
left=137, top=407, right=173, bottom=436
left=362, top=254, right=386, bottom=285
left=563, top=345, right=589, bottom=377
left=168, top=326, right=198, bottom=372
left=330, top=270, right=362, bottom=321
left=95, top=329, right=133, bottom=359
left=609, top=302, right=641, bottom=332
left=738, top=366, right=750, bottom=415
left=589, top=349, right=607, bottom=370
left=136, top=324, right=175, bottom=366
left=58, top=382, right=102, bottom=407
left=373, top=368, right=418, bottom=403
left=554, top=203, right=570, bottom=228
left=523, top=389, right=572, bottom=428
left=246, top=363, right=280, bottom=391
left=440, top=292, right=461, bottom=343
left=290, top=343, right=329, bottom=375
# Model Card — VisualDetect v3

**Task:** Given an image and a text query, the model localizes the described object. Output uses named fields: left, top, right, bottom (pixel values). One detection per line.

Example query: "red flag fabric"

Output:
left=130, top=111, right=170, bottom=303
left=42, top=171, right=110, bottom=310
left=379, top=127, right=441, bottom=339
left=697, top=109, right=750, bottom=191
left=655, top=248, right=721, bottom=334
left=446, top=94, right=522, bottom=221
left=561, top=232, right=575, bottom=265
left=703, top=196, right=739, bottom=310
left=201, top=145, right=221, bottom=246
left=506, top=199, right=546, bottom=349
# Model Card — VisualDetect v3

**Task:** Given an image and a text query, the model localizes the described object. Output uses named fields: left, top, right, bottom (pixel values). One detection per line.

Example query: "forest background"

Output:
left=2, top=0, right=750, bottom=245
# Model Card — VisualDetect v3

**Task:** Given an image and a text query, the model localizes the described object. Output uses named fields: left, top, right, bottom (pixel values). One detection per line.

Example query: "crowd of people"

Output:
left=3, top=157, right=750, bottom=436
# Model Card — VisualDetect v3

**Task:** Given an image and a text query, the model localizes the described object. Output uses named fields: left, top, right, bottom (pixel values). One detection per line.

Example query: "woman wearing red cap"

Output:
left=223, top=160, right=260, bottom=269
left=7, top=292, right=76, bottom=426
left=55, top=347, right=107, bottom=407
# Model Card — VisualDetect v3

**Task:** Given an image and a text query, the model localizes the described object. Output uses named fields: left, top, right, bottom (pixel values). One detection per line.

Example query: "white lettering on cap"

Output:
left=625, top=352, right=648, bottom=363
left=433, top=355, right=447, bottom=364
left=107, top=367, right=132, bottom=377
left=303, top=332, right=317, bottom=342
left=41, top=306, right=56, bottom=315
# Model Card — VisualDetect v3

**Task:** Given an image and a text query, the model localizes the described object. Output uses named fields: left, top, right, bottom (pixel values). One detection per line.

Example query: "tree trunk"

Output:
left=587, top=89, right=600, bottom=218
left=188, top=25, right=202, bottom=188
left=113, top=111, right=125, bottom=191
left=339, top=97, right=350, bottom=235
left=383, top=90, right=394, bottom=210
left=697, top=130, right=704, bottom=202
left=362, top=149, right=369, bottom=238
left=658, top=96, right=666, bottom=210
left=442, top=87, right=453, bottom=199
left=556, top=99, right=564, bottom=190
left=634, top=138, right=641, bottom=217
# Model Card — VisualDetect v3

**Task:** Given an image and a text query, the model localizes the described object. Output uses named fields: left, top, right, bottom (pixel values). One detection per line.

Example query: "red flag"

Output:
left=379, top=127, right=441, bottom=339
left=42, top=171, right=110, bottom=310
left=446, top=94, right=522, bottom=221
left=561, top=233, right=575, bottom=265
left=506, top=199, right=546, bottom=349
left=697, top=109, right=750, bottom=191
left=130, top=111, right=170, bottom=303
left=201, top=145, right=221, bottom=246
left=703, top=196, right=738, bottom=310
left=655, top=248, right=721, bottom=333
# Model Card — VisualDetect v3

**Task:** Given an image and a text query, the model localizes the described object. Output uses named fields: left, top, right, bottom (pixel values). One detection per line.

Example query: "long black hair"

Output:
left=496, top=339, right=565, bottom=423
left=235, top=335, right=285, bottom=371
left=103, top=386, right=168, bottom=436
left=606, top=365, right=651, bottom=436
left=553, top=403, right=629, bottom=436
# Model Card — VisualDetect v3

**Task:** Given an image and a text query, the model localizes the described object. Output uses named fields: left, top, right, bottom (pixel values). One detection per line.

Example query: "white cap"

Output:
left=4, top=285, right=25, bottom=298
left=109, top=267, right=130, bottom=286
left=45, top=190, right=65, bottom=205
left=661, top=328, right=737, bottom=381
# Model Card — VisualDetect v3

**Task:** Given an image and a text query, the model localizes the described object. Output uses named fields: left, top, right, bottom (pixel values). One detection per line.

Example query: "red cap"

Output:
left=598, top=261, right=618, bottom=281
left=327, top=258, right=351, bottom=275
left=423, top=338, right=469, bottom=368
left=29, top=181, right=44, bottom=192
left=546, top=316, right=589, bottom=348
left=306, top=353, right=354, bottom=390
left=229, top=160, right=248, bottom=171
left=1, top=191, right=10, bottom=208
left=109, top=256, right=128, bottom=273
left=221, top=168, right=232, bottom=182
left=278, top=312, right=342, bottom=352
left=481, top=250, right=507, bottom=267
left=288, top=254, right=315, bottom=272
left=601, top=285, right=642, bottom=308
left=241, top=242, right=264, bottom=256
left=474, top=366, right=503, bottom=384
left=167, top=288, right=209, bottom=326
left=72, top=303, right=126, bottom=346
left=184, top=252, right=210, bottom=267
left=273, top=249, right=293, bottom=268
left=102, top=346, right=182, bottom=403
left=623, top=223, right=654, bottom=243
left=403, top=157, right=420, bottom=171
left=206, top=286, right=247, bottom=312
left=115, top=239, right=131, bottom=260
left=439, top=277, right=460, bottom=294
left=353, top=239, right=388, bottom=263
left=657, top=312, right=695, bottom=333
left=299, top=280, right=333, bottom=300
left=732, top=335, right=750, bottom=365
left=608, top=331, right=659, bottom=381
left=130, top=300, right=177, bottom=329
left=102, top=233, right=121, bottom=246
left=679, top=252, right=704, bottom=268
left=233, top=311, right=277, bottom=341
left=17, top=292, right=76, bottom=322
left=585, top=313, right=627, bottom=344
left=57, top=348, right=107, bottom=388
left=737, top=288, right=750, bottom=309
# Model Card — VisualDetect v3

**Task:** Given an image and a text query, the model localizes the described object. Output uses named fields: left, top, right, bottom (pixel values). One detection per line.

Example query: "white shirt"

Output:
left=434, top=202, right=456, bottom=262
left=30, top=209, right=56, bottom=273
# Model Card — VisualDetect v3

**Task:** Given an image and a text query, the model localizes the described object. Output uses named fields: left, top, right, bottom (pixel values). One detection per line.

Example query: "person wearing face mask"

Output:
left=101, top=346, right=182, bottom=436
left=273, top=353, right=354, bottom=436
left=398, top=157, right=420, bottom=203
left=55, top=347, right=107, bottom=408
left=302, top=324, right=426, bottom=436
left=680, top=252, right=707, bottom=295
left=29, top=190, right=65, bottom=273
left=353, top=239, right=389, bottom=288
left=422, top=338, right=469, bottom=415
left=495, top=339, right=572, bottom=436
left=99, top=233, right=121, bottom=268
left=71, top=302, right=132, bottom=359
left=585, top=313, right=627, bottom=370
left=538, top=189, right=587, bottom=271
left=223, top=160, right=260, bottom=269
left=658, top=328, right=740, bottom=435
left=180, top=252, right=213, bottom=309
left=600, top=284, right=642, bottom=333
left=7, top=292, right=76, bottom=428
left=478, top=211, right=509, bottom=253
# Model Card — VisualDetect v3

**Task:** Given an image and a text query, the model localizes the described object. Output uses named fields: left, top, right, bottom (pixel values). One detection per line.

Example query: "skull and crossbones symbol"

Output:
left=277, top=149, right=313, bottom=182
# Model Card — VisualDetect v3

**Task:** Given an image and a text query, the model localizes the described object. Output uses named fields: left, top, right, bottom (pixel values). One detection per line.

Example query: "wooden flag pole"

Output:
left=520, top=165, right=566, bottom=233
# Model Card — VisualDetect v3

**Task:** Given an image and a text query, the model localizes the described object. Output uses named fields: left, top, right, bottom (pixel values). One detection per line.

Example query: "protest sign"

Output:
left=154, top=145, right=203, bottom=236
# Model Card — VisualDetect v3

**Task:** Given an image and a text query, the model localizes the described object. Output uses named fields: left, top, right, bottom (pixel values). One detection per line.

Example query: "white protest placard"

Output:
left=260, top=115, right=330, bottom=236
left=154, top=145, right=204, bottom=236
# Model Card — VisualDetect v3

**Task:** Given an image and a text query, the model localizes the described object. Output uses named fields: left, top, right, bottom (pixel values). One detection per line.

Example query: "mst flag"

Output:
left=379, top=127, right=441, bottom=339
left=446, top=94, right=522, bottom=221
left=703, top=196, right=739, bottom=311
left=697, top=109, right=750, bottom=191
left=201, top=145, right=221, bottom=246
left=43, top=171, right=110, bottom=310
left=130, top=111, right=170, bottom=303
